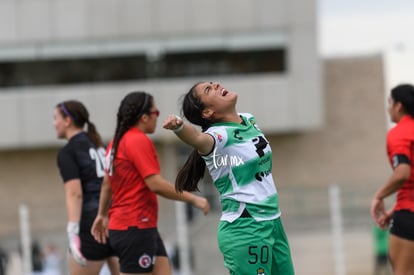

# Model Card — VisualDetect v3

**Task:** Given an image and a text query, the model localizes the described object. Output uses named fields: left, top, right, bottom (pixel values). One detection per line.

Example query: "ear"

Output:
left=202, top=108, right=214, bottom=119
left=396, top=102, right=404, bottom=113
left=64, top=116, right=72, bottom=127
left=139, top=114, right=150, bottom=123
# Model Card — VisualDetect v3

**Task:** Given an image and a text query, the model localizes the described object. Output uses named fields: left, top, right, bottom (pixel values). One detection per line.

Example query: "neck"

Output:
left=66, top=128, right=82, bottom=140
left=220, top=110, right=242, bottom=123
left=396, top=113, right=407, bottom=123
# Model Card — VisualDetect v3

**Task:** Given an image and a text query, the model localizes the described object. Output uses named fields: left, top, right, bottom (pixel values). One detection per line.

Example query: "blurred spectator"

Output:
left=31, top=240, right=44, bottom=275
left=0, top=246, right=8, bottom=275
left=42, top=243, right=62, bottom=275
left=372, top=225, right=391, bottom=275
left=165, top=241, right=195, bottom=275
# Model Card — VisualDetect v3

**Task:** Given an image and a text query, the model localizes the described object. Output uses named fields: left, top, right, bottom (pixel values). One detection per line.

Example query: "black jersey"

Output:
left=57, top=132, right=106, bottom=214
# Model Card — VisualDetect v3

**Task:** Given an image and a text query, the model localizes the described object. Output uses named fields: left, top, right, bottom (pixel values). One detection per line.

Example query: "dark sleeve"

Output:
left=57, top=149, right=80, bottom=183
left=392, top=154, right=410, bottom=169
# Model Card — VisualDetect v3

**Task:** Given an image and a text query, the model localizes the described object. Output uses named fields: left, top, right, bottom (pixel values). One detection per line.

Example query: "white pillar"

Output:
left=329, top=184, right=346, bottom=275
left=19, top=204, right=32, bottom=275
left=175, top=201, right=191, bottom=275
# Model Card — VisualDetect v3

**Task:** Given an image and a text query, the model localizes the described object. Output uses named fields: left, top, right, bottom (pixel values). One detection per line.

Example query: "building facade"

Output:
left=0, top=0, right=322, bottom=148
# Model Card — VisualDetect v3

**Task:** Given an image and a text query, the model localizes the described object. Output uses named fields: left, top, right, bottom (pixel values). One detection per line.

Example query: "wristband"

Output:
left=66, top=221, right=87, bottom=266
left=67, top=221, right=80, bottom=235
left=173, top=116, right=184, bottom=133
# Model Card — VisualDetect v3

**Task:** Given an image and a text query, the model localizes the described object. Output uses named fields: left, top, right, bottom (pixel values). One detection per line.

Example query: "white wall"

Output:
left=0, top=0, right=322, bottom=149
left=0, top=74, right=320, bottom=149
left=0, top=0, right=287, bottom=43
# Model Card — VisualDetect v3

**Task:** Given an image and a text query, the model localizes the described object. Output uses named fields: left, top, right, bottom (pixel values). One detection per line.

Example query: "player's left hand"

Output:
left=91, top=215, right=109, bottom=244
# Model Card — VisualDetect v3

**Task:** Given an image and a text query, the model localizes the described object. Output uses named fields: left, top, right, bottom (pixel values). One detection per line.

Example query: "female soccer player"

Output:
left=91, top=91, right=209, bottom=275
left=163, top=81, right=295, bottom=275
left=371, top=84, right=414, bottom=275
left=54, top=100, right=119, bottom=275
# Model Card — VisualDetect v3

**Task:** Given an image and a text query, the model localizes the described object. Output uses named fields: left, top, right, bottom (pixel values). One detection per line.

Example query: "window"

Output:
left=0, top=47, right=286, bottom=87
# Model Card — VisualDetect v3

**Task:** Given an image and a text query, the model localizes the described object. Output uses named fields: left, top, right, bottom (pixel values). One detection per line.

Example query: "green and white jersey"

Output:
left=202, top=113, right=280, bottom=222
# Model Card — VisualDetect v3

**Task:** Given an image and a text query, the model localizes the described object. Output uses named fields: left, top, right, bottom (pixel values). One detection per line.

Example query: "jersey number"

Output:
left=248, top=245, right=269, bottom=264
left=89, top=147, right=106, bottom=177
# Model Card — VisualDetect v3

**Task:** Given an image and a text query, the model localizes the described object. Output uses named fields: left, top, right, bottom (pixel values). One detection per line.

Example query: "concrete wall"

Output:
left=0, top=0, right=287, bottom=43
left=0, top=0, right=322, bottom=149
left=271, top=54, right=390, bottom=188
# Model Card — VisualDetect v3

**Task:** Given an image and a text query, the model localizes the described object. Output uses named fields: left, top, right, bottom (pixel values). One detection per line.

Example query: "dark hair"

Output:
left=57, top=100, right=103, bottom=147
left=176, top=82, right=213, bottom=192
left=109, top=91, right=153, bottom=173
left=391, top=84, right=414, bottom=118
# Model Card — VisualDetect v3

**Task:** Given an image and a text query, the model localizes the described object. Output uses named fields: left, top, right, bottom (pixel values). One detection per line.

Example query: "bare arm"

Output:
left=64, top=179, right=87, bottom=265
left=91, top=174, right=112, bottom=244
left=374, top=163, right=410, bottom=200
left=96, top=174, right=112, bottom=217
left=162, top=114, right=214, bottom=155
left=145, top=174, right=210, bottom=215
left=64, top=179, right=83, bottom=222
left=370, top=163, right=410, bottom=225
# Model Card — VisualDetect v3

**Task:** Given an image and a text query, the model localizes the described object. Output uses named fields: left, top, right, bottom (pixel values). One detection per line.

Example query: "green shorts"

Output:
left=217, top=217, right=294, bottom=275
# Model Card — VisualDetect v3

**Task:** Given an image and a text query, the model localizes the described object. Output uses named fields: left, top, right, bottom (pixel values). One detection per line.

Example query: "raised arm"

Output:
left=162, top=114, right=214, bottom=155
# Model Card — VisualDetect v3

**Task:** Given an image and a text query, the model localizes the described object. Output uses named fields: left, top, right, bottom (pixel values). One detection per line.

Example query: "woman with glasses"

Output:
left=371, top=84, right=414, bottom=274
left=91, top=91, right=210, bottom=275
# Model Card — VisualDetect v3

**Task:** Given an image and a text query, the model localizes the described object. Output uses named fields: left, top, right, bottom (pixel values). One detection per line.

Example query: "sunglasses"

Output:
left=149, top=110, right=160, bottom=117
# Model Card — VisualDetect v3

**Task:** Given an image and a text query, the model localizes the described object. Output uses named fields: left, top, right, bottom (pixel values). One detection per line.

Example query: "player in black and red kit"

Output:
left=91, top=92, right=210, bottom=275
left=371, top=84, right=414, bottom=274
left=53, top=100, right=119, bottom=275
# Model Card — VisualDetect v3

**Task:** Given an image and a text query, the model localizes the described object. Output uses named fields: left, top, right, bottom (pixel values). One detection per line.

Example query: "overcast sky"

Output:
left=319, top=0, right=414, bottom=56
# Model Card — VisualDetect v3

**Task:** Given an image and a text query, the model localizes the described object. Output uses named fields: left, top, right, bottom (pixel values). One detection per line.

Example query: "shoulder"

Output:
left=387, top=118, right=414, bottom=144
left=56, top=143, right=76, bottom=168
left=57, top=141, right=73, bottom=159
left=123, top=128, right=153, bottom=147
left=239, top=112, right=255, bottom=120
left=239, top=112, right=259, bottom=125
left=389, top=117, right=411, bottom=136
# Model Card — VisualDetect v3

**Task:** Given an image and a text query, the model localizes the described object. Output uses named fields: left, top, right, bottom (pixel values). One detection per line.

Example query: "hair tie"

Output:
left=60, top=103, right=75, bottom=122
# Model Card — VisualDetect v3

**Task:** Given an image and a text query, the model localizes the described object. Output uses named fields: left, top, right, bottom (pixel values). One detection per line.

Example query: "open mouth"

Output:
left=221, top=89, right=228, bottom=96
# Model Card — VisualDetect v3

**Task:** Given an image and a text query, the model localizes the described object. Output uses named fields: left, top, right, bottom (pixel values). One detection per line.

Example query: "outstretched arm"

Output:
left=163, top=115, right=214, bottom=155
left=145, top=174, right=210, bottom=215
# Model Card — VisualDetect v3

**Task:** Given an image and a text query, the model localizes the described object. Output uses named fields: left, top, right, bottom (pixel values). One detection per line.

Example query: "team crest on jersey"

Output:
left=138, top=254, right=153, bottom=269
left=256, top=267, right=266, bottom=275
left=212, top=132, right=223, bottom=143
left=249, top=118, right=261, bottom=131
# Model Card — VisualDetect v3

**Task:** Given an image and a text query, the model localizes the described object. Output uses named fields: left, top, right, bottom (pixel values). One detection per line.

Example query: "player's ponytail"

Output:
left=86, top=121, right=103, bottom=148
left=109, top=92, right=152, bottom=173
left=175, top=83, right=212, bottom=192
left=57, top=100, right=103, bottom=148
left=175, top=149, right=206, bottom=192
